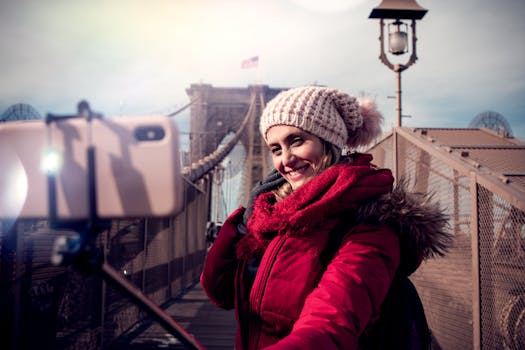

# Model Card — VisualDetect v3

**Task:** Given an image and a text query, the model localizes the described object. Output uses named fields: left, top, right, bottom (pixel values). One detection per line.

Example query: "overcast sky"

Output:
left=1, top=0, right=524, bottom=140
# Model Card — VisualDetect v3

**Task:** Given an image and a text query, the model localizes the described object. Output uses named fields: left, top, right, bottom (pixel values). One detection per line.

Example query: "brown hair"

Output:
left=273, top=141, right=341, bottom=201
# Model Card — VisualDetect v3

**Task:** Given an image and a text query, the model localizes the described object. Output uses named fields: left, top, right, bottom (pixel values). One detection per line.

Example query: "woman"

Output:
left=201, top=86, right=450, bottom=349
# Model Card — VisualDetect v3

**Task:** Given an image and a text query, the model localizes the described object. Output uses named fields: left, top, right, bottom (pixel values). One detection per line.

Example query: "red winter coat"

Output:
left=201, top=154, right=403, bottom=349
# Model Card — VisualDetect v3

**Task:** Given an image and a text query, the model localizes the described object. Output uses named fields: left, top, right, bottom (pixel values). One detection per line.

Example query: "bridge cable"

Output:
left=167, top=97, right=199, bottom=118
left=182, top=92, right=258, bottom=183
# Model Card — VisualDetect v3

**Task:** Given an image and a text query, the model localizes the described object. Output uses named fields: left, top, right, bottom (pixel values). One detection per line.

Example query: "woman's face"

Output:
left=266, top=125, right=325, bottom=190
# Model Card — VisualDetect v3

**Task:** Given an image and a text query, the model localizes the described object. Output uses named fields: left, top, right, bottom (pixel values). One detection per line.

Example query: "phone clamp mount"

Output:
left=45, top=101, right=204, bottom=350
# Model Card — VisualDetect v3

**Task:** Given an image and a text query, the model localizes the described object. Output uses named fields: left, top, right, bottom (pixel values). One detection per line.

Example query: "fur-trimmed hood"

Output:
left=356, top=179, right=452, bottom=275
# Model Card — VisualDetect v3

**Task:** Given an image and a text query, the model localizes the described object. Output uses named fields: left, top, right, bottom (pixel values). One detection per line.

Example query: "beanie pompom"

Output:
left=346, top=97, right=383, bottom=148
left=333, top=91, right=363, bottom=135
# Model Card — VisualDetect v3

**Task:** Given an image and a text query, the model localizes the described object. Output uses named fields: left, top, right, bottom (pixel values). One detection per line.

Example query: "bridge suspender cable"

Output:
left=182, top=92, right=259, bottom=183
left=167, top=98, right=200, bottom=117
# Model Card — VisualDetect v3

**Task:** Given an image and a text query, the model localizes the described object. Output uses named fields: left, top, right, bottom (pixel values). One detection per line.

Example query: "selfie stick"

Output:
left=46, top=106, right=205, bottom=350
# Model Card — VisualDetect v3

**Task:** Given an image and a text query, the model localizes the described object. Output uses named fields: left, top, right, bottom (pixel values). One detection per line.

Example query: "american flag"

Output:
left=241, top=56, right=259, bottom=69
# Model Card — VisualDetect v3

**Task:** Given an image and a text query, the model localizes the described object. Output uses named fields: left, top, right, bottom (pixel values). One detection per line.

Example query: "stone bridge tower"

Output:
left=186, top=84, right=285, bottom=205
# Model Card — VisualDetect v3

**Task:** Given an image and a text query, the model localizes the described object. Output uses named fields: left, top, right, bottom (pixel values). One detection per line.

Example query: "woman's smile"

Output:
left=285, top=164, right=309, bottom=179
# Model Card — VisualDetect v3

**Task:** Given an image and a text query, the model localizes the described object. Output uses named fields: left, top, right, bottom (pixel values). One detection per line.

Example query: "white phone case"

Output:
left=0, top=115, right=183, bottom=219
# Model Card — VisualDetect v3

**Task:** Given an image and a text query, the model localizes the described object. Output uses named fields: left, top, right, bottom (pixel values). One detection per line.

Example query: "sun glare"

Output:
left=41, top=148, right=63, bottom=175
left=1, top=152, right=28, bottom=219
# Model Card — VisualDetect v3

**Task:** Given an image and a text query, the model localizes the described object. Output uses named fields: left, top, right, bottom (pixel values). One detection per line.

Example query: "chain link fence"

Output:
left=369, top=129, right=525, bottom=349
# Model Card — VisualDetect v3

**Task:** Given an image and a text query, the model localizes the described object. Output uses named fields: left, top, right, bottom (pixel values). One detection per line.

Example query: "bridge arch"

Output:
left=186, top=84, right=285, bottom=206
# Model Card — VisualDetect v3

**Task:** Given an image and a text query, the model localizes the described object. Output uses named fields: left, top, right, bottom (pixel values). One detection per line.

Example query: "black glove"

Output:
left=241, top=169, right=285, bottom=228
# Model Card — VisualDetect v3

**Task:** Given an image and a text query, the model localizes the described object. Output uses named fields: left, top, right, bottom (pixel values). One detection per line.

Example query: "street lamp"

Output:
left=369, top=0, right=427, bottom=127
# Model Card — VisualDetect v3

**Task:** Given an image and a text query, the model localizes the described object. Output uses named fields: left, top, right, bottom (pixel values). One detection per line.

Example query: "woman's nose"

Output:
left=282, top=148, right=296, bottom=166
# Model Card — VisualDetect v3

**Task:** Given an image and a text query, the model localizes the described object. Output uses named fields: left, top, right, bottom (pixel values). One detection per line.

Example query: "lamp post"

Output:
left=369, top=0, right=427, bottom=127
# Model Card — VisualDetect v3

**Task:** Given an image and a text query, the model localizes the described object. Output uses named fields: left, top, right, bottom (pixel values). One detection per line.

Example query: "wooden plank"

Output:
left=109, top=283, right=236, bottom=350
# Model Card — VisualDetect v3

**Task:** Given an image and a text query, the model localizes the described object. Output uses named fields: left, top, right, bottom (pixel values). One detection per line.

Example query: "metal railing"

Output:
left=369, top=128, right=525, bottom=350
left=0, top=173, right=211, bottom=350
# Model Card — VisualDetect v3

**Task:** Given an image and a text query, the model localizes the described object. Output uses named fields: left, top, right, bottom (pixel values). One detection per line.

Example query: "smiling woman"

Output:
left=201, top=85, right=450, bottom=349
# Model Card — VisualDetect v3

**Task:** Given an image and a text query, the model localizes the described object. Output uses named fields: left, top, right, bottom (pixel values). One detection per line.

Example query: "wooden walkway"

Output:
left=109, top=283, right=236, bottom=350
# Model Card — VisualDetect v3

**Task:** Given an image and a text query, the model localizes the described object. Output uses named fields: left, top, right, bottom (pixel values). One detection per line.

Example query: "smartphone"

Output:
left=0, top=115, right=183, bottom=220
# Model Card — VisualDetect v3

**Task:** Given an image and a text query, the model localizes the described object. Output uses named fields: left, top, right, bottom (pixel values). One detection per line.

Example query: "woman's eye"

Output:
left=270, top=147, right=281, bottom=155
left=291, top=137, right=303, bottom=146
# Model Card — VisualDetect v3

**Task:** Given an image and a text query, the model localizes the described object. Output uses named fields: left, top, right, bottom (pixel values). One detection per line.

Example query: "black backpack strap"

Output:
left=359, top=276, right=432, bottom=350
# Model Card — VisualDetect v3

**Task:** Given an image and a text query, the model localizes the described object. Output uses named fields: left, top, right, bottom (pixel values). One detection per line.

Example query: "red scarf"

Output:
left=236, top=154, right=393, bottom=259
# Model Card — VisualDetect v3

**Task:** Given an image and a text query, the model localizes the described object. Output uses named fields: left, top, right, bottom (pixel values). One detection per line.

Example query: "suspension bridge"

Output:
left=1, top=84, right=524, bottom=350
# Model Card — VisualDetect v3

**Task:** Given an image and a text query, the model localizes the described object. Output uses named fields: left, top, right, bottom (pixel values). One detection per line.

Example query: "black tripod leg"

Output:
left=99, top=262, right=205, bottom=350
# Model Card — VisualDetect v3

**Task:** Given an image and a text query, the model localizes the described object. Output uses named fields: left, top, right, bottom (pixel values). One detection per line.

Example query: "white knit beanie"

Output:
left=260, top=86, right=383, bottom=149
